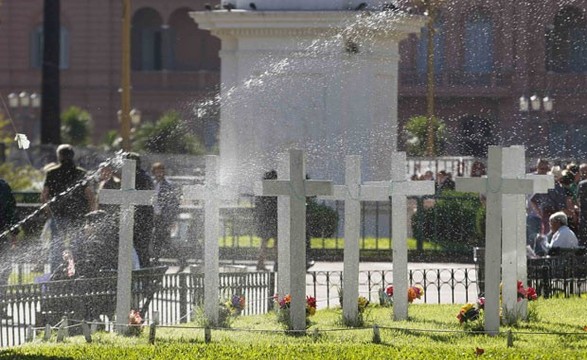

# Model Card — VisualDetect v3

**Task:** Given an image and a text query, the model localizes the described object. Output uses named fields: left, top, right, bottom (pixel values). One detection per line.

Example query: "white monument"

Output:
left=191, top=2, right=426, bottom=190
left=99, top=159, right=155, bottom=333
left=262, top=149, right=332, bottom=331
left=501, top=146, right=552, bottom=323
left=321, top=156, right=390, bottom=325
left=182, top=156, right=226, bottom=326
left=386, top=152, right=435, bottom=320
left=456, top=146, right=536, bottom=334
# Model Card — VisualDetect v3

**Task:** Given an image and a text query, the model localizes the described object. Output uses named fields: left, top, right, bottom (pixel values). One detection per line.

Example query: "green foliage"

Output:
left=8, top=298, right=587, bottom=359
left=61, top=106, right=92, bottom=145
left=411, top=191, right=485, bottom=250
left=133, top=111, right=206, bottom=155
left=306, top=199, right=339, bottom=238
left=404, top=115, right=446, bottom=156
left=0, top=117, right=43, bottom=190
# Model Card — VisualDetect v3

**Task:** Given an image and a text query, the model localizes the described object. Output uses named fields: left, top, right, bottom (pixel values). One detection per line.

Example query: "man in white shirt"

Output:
left=541, top=211, right=579, bottom=253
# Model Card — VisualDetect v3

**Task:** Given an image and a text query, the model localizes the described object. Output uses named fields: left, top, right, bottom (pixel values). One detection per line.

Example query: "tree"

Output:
left=404, top=115, right=446, bottom=157
left=60, top=106, right=92, bottom=146
left=133, top=111, right=206, bottom=155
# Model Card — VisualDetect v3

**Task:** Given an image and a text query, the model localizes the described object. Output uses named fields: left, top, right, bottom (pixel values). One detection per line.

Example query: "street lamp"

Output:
left=8, top=91, right=42, bottom=144
left=519, top=94, right=553, bottom=156
left=118, top=108, right=142, bottom=148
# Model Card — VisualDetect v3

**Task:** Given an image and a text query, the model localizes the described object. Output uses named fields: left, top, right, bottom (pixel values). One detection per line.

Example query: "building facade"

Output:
left=1, top=1, right=587, bottom=158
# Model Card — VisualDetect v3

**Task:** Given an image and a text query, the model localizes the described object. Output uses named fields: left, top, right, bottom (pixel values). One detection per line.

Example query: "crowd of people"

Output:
left=36, top=145, right=181, bottom=279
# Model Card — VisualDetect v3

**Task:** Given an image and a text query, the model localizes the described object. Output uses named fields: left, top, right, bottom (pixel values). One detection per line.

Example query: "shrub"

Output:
left=411, top=191, right=484, bottom=250
left=61, top=106, right=92, bottom=146
left=306, top=199, right=339, bottom=238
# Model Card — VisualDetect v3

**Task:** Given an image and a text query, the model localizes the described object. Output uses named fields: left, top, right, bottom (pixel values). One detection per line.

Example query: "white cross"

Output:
left=501, top=146, right=553, bottom=322
left=99, top=159, right=155, bottom=333
left=320, top=156, right=391, bottom=325
left=456, top=146, right=535, bottom=335
left=386, top=152, right=435, bottom=321
left=182, top=156, right=227, bottom=326
left=262, top=149, right=332, bottom=331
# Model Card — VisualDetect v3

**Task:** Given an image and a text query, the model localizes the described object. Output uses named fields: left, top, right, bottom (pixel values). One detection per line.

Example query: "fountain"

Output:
left=190, top=2, right=426, bottom=191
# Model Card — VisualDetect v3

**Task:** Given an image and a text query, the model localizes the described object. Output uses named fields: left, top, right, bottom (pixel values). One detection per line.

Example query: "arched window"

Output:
left=546, top=6, right=587, bottom=73
left=168, top=8, right=201, bottom=71
left=30, top=26, right=70, bottom=69
left=416, top=15, right=444, bottom=74
left=464, top=12, right=493, bottom=73
left=131, top=8, right=163, bottom=71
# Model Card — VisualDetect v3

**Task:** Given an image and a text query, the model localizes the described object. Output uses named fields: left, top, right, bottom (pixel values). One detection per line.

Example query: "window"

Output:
left=132, top=8, right=163, bottom=71
left=546, top=6, right=587, bottom=73
left=416, top=16, right=444, bottom=74
left=30, top=26, right=70, bottom=69
left=464, top=12, right=493, bottom=73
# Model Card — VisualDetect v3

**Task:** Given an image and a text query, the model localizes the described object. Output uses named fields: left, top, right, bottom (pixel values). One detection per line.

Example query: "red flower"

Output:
left=385, top=285, right=394, bottom=297
left=526, top=287, right=537, bottom=301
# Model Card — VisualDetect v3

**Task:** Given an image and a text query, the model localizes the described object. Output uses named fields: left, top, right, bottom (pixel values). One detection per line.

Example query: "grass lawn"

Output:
left=220, top=236, right=441, bottom=251
left=4, top=297, right=587, bottom=359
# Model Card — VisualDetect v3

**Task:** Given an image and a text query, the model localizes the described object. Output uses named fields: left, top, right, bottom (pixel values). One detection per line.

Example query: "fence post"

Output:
left=56, top=316, right=68, bottom=343
left=26, top=325, right=34, bottom=343
left=415, top=197, right=424, bottom=252
left=372, top=324, right=381, bottom=344
left=81, top=320, right=92, bottom=343
left=268, top=272, right=275, bottom=311
left=179, top=273, right=188, bottom=323
left=43, top=323, right=51, bottom=341
left=507, top=330, right=513, bottom=347
left=149, top=311, right=159, bottom=345
left=204, top=326, right=211, bottom=343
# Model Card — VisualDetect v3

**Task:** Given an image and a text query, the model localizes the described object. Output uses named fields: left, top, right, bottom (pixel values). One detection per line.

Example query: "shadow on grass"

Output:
left=0, top=350, right=74, bottom=359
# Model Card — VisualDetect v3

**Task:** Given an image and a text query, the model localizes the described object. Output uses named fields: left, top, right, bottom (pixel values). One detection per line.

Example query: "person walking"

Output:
left=124, top=153, right=154, bottom=268
left=255, top=170, right=278, bottom=271
left=41, top=144, right=96, bottom=271
left=151, top=162, right=180, bottom=265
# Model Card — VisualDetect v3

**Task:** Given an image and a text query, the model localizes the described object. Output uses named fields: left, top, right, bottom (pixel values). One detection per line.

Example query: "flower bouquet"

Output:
left=127, top=309, right=143, bottom=336
left=457, top=299, right=484, bottom=331
left=407, top=285, right=424, bottom=303
left=226, top=294, right=246, bottom=316
left=274, top=294, right=315, bottom=328
left=378, top=285, right=394, bottom=307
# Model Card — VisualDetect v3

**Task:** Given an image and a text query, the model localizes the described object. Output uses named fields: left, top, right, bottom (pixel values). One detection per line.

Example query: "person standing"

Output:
left=151, top=162, right=180, bottom=265
left=41, top=144, right=96, bottom=271
left=0, top=179, right=19, bottom=318
left=255, top=170, right=278, bottom=271
left=125, top=153, right=154, bottom=268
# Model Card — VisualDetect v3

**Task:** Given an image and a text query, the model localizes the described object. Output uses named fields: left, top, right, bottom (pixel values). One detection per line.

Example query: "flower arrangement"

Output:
left=517, top=281, right=537, bottom=301
left=127, top=309, right=143, bottom=336
left=378, top=285, right=394, bottom=306
left=357, top=296, right=369, bottom=314
left=457, top=303, right=481, bottom=324
left=226, top=294, right=246, bottom=315
left=274, top=294, right=316, bottom=328
left=407, top=285, right=424, bottom=303
left=378, top=285, right=424, bottom=305
left=306, top=296, right=317, bottom=316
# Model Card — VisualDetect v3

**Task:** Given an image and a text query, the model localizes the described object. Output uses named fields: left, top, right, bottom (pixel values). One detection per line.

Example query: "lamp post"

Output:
left=519, top=94, right=553, bottom=157
left=120, top=0, right=132, bottom=151
left=117, top=108, right=141, bottom=148
left=8, top=91, right=42, bottom=144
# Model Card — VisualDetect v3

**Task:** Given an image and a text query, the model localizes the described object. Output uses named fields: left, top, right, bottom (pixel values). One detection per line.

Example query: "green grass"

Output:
left=219, top=236, right=441, bottom=250
left=5, top=297, right=587, bottom=359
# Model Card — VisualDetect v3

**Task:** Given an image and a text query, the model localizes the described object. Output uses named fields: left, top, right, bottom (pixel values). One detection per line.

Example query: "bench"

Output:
left=35, top=266, right=168, bottom=329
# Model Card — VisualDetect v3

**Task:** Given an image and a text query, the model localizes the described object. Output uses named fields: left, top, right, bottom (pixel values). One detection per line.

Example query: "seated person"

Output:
left=72, top=210, right=140, bottom=278
left=538, top=211, right=579, bottom=255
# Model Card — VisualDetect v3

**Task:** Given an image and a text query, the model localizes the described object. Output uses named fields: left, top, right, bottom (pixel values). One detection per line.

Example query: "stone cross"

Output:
left=501, top=146, right=553, bottom=322
left=320, top=156, right=391, bottom=325
left=386, top=152, right=435, bottom=321
left=99, top=159, right=155, bottom=333
left=456, top=146, right=535, bottom=335
left=262, top=149, right=332, bottom=331
left=182, top=156, right=226, bottom=326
